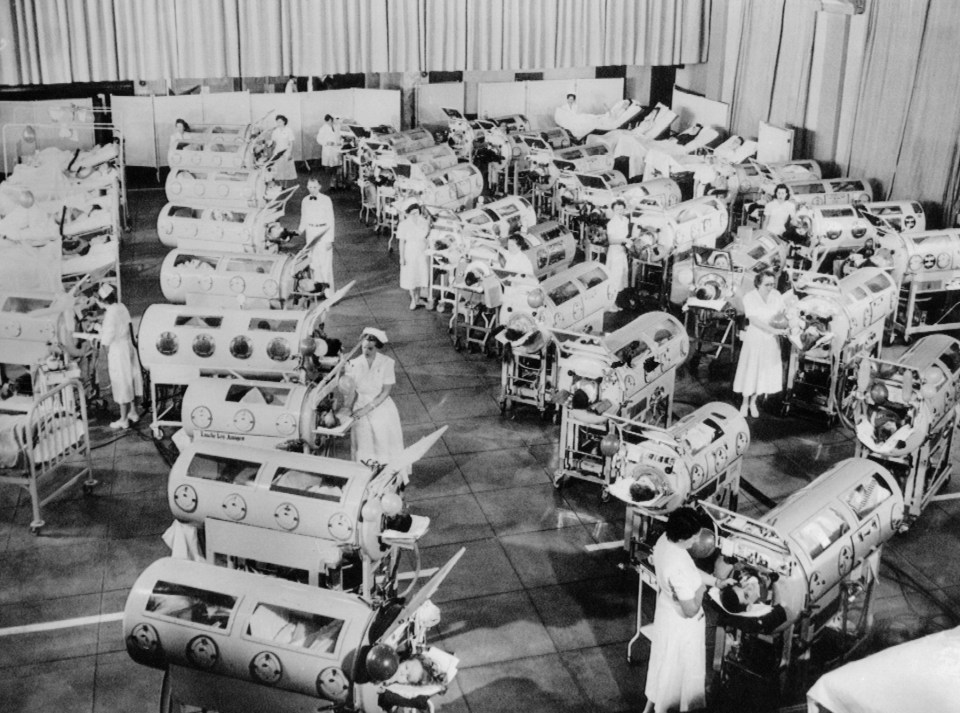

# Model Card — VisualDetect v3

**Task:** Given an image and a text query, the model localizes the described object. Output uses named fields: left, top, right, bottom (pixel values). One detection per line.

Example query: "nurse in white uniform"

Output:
left=762, top=183, right=797, bottom=237
left=97, top=284, right=143, bottom=429
left=733, top=269, right=786, bottom=417
left=315, top=114, right=342, bottom=189
left=605, top=199, right=630, bottom=312
left=346, top=328, right=407, bottom=482
left=643, top=507, right=728, bottom=713
left=170, top=118, right=190, bottom=145
left=501, top=235, right=536, bottom=278
left=397, top=203, right=431, bottom=309
left=299, top=178, right=336, bottom=291
left=270, top=114, right=297, bottom=184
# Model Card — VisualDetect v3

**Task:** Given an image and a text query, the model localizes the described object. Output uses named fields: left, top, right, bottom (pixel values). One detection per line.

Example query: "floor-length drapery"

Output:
left=0, top=0, right=713, bottom=83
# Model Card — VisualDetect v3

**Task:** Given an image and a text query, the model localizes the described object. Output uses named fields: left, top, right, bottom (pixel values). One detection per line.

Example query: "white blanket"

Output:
left=807, top=625, right=960, bottom=713
left=0, top=414, right=21, bottom=468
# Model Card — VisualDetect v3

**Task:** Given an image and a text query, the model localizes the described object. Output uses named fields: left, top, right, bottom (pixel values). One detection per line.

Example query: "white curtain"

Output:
left=604, top=0, right=711, bottom=67
left=886, top=0, right=960, bottom=224
left=555, top=0, right=606, bottom=68
left=0, top=0, right=712, bottom=83
left=425, top=0, right=467, bottom=72
left=236, top=0, right=283, bottom=78
left=387, top=0, right=423, bottom=73
left=174, top=0, right=241, bottom=79
left=842, top=1, right=928, bottom=198
left=3, top=0, right=121, bottom=84
left=766, top=2, right=818, bottom=132
left=502, top=0, right=559, bottom=71
left=465, top=0, right=505, bottom=71
left=728, top=0, right=786, bottom=138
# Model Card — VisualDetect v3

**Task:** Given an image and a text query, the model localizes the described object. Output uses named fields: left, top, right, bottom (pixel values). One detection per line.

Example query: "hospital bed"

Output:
left=0, top=379, right=96, bottom=535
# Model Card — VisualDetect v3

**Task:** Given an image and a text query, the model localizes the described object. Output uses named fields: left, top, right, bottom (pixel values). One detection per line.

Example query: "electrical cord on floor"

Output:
left=739, top=478, right=778, bottom=511
left=882, top=556, right=960, bottom=625
left=89, top=425, right=139, bottom=451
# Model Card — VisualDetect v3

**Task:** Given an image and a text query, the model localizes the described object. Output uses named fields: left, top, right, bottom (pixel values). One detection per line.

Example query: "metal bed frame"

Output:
left=0, top=378, right=97, bottom=535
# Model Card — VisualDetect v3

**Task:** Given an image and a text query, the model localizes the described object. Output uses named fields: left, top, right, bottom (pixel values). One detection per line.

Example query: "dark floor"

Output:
left=1, top=171, right=959, bottom=713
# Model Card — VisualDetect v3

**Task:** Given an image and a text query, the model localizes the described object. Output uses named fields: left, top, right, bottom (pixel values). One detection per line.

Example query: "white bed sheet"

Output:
left=807, top=626, right=960, bottom=713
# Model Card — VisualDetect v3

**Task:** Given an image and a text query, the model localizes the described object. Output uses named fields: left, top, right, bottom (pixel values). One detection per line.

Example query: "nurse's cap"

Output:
left=98, top=283, right=115, bottom=300
left=361, top=327, right=389, bottom=344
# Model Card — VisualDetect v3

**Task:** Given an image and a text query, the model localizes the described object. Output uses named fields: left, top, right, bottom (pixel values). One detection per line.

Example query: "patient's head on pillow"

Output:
left=720, top=586, right=745, bottom=613
left=629, top=478, right=659, bottom=503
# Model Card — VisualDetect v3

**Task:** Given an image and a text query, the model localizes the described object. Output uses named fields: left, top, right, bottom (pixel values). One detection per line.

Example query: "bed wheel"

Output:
left=151, top=426, right=163, bottom=440
left=553, top=472, right=565, bottom=489
left=601, top=487, right=611, bottom=503
left=29, top=521, right=44, bottom=536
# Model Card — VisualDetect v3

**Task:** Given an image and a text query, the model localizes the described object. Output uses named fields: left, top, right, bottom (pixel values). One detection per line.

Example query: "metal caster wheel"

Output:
left=82, top=482, right=96, bottom=496
left=29, top=521, right=44, bottom=536
left=151, top=426, right=163, bottom=440
left=553, top=473, right=565, bottom=489
left=453, top=337, right=464, bottom=352
left=601, top=487, right=611, bottom=503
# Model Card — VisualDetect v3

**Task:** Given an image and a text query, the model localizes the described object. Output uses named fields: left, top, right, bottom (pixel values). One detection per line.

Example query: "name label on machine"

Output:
left=200, top=431, right=247, bottom=443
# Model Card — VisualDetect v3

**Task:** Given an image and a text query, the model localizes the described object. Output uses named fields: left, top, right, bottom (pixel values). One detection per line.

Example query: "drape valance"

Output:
left=0, top=0, right=712, bottom=84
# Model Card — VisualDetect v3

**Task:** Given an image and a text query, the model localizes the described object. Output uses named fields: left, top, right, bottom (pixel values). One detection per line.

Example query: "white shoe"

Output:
left=109, top=418, right=129, bottom=430
left=750, top=402, right=760, bottom=418
left=739, top=402, right=749, bottom=416
left=127, top=411, right=140, bottom=424
left=409, top=301, right=418, bottom=310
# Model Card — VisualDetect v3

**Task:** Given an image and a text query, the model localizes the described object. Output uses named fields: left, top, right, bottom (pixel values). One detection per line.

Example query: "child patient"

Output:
left=718, top=571, right=764, bottom=613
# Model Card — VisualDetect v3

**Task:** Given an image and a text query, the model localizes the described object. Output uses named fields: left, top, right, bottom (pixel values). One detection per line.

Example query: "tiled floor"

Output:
left=2, top=171, right=959, bottom=713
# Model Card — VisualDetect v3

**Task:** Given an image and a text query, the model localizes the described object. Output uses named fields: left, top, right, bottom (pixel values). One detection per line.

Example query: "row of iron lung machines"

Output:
left=137, top=224, right=960, bottom=710
left=7, top=114, right=960, bottom=707
left=128, top=120, right=464, bottom=712
left=356, top=114, right=960, bottom=696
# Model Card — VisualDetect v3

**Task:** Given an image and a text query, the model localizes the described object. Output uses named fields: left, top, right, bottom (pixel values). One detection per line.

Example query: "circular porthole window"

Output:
left=267, top=338, right=291, bottom=362
left=230, top=335, right=253, bottom=359
left=192, top=333, right=215, bottom=358
left=157, top=331, right=179, bottom=356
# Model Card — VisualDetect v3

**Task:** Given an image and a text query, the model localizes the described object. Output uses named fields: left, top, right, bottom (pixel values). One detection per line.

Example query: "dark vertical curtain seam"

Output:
left=764, top=0, right=788, bottom=124
left=233, top=0, right=242, bottom=82
left=702, top=0, right=712, bottom=65
left=420, top=0, right=427, bottom=72
left=383, top=0, right=391, bottom=73
left=553, top=3, right=564, bottom=67
left=171, top=1, right=182, bottom=81
left=796, top=19, right=818, bottom=157
left=108, top=0, right=121, bottom=87
left=887, top=0, right=932, bottom=199
left=462, top=0, right=469, bottom=73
